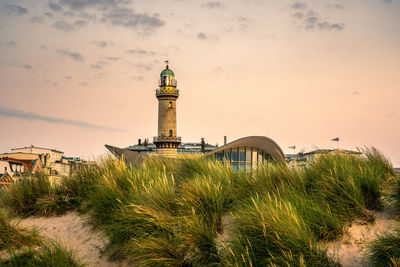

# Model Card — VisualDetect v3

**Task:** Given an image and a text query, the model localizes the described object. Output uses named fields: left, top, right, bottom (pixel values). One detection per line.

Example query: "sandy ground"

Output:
left=18, top=212, right=131, bottom=267
left=326, top=208, right=398, bottom=267
left=10, top=209, right=399, bottom=267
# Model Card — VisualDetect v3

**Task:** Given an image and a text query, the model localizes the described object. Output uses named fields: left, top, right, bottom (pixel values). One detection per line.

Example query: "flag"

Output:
left=331, top=137, right=339, bottom=142
left=288, top=145, right=296, bottom=149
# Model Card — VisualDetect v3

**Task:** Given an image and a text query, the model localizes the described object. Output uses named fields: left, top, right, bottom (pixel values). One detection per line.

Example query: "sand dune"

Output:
left=18, top=212, right=130, bottom=267
left=326, top=208, right=398, bottom=267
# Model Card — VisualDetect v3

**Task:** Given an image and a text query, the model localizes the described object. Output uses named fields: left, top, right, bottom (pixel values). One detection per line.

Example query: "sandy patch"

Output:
left=18, top=212, right=130, bottom=267
left=326, top=209, right=398, bottom=267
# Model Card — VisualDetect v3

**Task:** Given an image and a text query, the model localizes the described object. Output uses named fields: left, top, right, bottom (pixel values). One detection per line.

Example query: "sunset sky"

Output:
left=0, top=0, right=399, bottom=166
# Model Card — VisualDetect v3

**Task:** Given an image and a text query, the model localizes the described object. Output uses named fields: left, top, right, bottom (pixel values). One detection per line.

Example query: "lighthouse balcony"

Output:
left=153, top=136, right=182, bottom=143
left=155, top=88, right=179, bottom=97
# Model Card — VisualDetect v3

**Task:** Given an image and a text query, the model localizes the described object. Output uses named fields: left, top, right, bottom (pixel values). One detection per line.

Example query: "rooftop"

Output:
left=11, top=145, right=64, bottom=154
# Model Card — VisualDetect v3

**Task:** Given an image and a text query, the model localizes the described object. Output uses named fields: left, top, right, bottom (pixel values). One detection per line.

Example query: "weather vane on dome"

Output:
left=165, top=59, right=169, bottom=69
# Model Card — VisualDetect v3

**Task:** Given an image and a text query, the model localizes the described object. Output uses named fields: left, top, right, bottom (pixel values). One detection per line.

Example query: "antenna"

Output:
left=165, top=59, right=169, bottom=69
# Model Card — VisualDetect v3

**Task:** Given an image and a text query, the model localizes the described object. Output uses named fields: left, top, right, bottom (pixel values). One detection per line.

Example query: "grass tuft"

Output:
left=0, top=242, right=85, bottom=267
left=367, top=227, right=400, bottom=267
left=0, top=210, right=41, bottom=250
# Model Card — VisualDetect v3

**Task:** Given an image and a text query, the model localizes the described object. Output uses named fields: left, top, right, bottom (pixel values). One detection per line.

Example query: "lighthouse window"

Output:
left=169, top=101, right=172, bottom=108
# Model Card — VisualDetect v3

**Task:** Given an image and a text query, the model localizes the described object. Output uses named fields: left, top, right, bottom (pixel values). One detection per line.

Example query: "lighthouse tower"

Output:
left=153, top=61, right=181, bottom=155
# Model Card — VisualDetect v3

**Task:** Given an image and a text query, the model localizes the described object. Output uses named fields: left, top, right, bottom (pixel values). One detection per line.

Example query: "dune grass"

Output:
left=0, top=147, right=396, bottom=266
left=367, top=226, right=400, bottom=267
left=0, top=210, right=41, bottom=250
left=0, top=242, right=85, bottom=267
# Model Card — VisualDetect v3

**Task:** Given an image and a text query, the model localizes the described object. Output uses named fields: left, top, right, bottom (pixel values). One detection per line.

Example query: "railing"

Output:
left=155, top=89, right=179, bottom=95
left=158, top=79, right=177, bottom=87
left=153, top=136, right=182, bottom=142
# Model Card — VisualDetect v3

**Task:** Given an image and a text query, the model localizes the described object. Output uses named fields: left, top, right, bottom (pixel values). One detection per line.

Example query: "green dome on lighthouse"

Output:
left=160, top=60, right=174, bottom=76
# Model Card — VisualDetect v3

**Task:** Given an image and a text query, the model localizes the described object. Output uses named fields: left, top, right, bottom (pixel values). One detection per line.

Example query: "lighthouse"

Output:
left=153, top=61, right=181, bottom=155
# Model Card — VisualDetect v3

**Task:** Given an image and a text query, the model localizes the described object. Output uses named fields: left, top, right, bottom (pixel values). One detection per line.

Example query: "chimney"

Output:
left=138, top=139, right=142, bottom=145
left=201, top=138, right=205, bottom=153
left=224, top=136, right=227, bottom=145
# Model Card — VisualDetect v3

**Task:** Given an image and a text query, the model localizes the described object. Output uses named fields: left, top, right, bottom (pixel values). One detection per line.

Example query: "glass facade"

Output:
left=212, top=147, right=271, bottom=171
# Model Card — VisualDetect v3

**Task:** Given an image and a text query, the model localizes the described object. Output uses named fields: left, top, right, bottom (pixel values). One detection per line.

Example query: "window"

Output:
left=169, top=130, right=173, bottom=137
left=231, top=149, right=238, bottom=162
left=169, top=101, right=172, bottom=108
left=239, top=148, right=246, bottom=161
left=224, top=150, right=231, bottom=161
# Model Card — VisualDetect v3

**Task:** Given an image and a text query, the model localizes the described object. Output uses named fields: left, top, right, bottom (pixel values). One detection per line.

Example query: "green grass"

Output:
left=367, top=227, right=400, bottom=267
left=0, top=210, right=41, bottom=250
left=0, top=147, right=396, bottom=266
left=226, top=194, right=339, bottom=266
left=0, top=242, right=85, bottom=267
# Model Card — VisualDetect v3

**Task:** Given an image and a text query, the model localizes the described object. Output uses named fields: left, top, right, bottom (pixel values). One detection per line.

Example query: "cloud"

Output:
left=201, top=1, right=224, bottom=9
left=131, top=75, right=144, bottom=81
left=291, top=1, right=307, bottom=10
left=197, top=32, right=218, bottom=41
left=44, top=12, right=53, bottom=17
left=6, top=41, right=16, bottom=47
left=57, top=49, right=84, bottom=61
left=126, top=49, right=158, bottom=56
left=317, top=21, right=344, bottom=30
left=106, top=57, right=120, bottom=61
left=49, top=2, right=63, bottom=11
left=75, top=20, right=87, bottom=26
left=101, top=7, right=164, bottom=32
left=382, top=0, right=393, bottom=3
left=0, top=107, right=125, bottom=131
left=293, top=12, right=305, bottom=19
left=352, top=91, right=359, bottom=95
left=20, top=64, right=33, bottom=70
left=291, top=6, right=345, bottom=31
left=57, top=0, right=131, bottom=10
left=2, top=4, right=28, bottom=16
left=92, top=40, right=111, bottom=48
left=65, top=75, right=72, bottom=79
left=53, top=20, right=75, bottom=31
left=30, top=16, right=44, bottom=23
left=90, top=63, right=103, bottom=69
left=326, top=4, right=344, bottom=9
left=197, top=32, right=207, bottom=39
left=79, top=82, right=89, bottom=86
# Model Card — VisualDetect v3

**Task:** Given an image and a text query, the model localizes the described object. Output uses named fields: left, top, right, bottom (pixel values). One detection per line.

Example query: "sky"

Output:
left=0, top=0, right=399, bottom=166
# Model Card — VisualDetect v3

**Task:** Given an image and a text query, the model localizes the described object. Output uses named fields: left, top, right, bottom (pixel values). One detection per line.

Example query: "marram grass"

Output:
left=0, top=147, right=396, bottom=266
left=0, top=210, right=41, bottom=250
left=367, top=226, right=400, bottom=267
left=0, top=241, right=85, bottom=267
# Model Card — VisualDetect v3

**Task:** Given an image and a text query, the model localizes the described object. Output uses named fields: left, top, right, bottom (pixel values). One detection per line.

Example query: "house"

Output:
left=11, top=145, right=63, bottom=165
left=0, top=159, right=25, bottom=177
left=0, top=172, right=13, bottom=188
left=287, top=149, right=363, bottom=167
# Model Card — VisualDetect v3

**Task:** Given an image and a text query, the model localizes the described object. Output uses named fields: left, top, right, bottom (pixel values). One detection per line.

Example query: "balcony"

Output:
left=153, top=136, right=182, bottom=142
left=155, top=89, right=179, bottom=97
